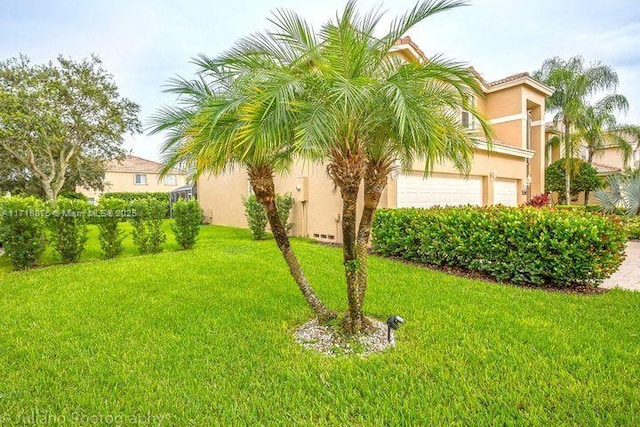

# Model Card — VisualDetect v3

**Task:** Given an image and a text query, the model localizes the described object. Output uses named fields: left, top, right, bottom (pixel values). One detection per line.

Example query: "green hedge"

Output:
left=0, top=196, right=47, bottom=270
left=372, top=206, right=627, bottom=288
left=102, top=192, right=170, bottom=218
left=625, top=216, right=640, bottom=240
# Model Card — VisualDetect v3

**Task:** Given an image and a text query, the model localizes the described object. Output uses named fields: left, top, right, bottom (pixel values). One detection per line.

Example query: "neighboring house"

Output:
left=77, top=155, right=186, bottom=204
left=196, top=37, right=554, bottom=243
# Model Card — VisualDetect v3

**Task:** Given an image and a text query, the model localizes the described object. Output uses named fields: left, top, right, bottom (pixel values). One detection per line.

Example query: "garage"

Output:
left=493, top=179, right=518, bottom=206
left=396, top=173, right=483, bottom=208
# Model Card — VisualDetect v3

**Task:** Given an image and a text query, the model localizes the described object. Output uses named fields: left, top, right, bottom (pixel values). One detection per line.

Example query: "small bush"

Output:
left=172, top=199, right=203, bottom=249
left=0, top=196, right=47, bottom=270
left=96, top=197, right=127, bottom=259
left=48, top=198, right=90, bottom=263
left=276, top=193, right=295, bottom=232
left=524, top=193, right=551, bottom=207
left=372, top=206, right=627, bottom=288
left=129, top=198, right=167, bottom=254
left=244, top=195, right=268, bottom=240
left=103, top=192, right=171, bottom=217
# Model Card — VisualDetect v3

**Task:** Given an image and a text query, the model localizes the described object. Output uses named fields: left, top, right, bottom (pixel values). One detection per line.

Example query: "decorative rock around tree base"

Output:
left=294, top=317, right=395, bottom=356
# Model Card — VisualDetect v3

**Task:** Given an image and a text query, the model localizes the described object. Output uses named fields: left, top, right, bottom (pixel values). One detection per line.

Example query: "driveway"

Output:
left=601, top=241, right=640, bottom=291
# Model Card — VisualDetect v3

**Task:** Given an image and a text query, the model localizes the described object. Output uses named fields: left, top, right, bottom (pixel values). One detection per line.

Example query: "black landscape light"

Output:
left=386, top=315, right=405, bottom=342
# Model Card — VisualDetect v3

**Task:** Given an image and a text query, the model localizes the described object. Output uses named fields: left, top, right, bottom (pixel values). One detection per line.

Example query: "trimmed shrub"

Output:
left=545, top=159, right=601, bottom=204
left=276, top=193, right=295, bottom=232
left=96, top=197, right=128, bottom=259
left=244, top=195, right=268, bottom=240
left=129, top=198, right=167, bottom=254
left=48, top=198, right=90, bottom=263
left=172, top=199, right=203, bottom=249
left=372, top=206, right=627, bottom=288
left=0, top=196, right=47, bottom=270
left=103, top=192, right=171, bottom=217
left=58, top=191, right=89, bottom=202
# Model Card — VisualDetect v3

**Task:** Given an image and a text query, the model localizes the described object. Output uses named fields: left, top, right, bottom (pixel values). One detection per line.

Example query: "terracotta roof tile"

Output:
left=393, top=36, right=426, bottom=58
left=592, top=162, right=622, bottom=174
left=108, top=155, right=181, bottom=174
left=487, top=72, right=531, bottom=86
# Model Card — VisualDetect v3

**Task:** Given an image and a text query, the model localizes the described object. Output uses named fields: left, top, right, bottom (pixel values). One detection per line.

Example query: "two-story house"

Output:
left=77, top=155, right=186, bottom=204
left=195, top=37, right=553, bottom=243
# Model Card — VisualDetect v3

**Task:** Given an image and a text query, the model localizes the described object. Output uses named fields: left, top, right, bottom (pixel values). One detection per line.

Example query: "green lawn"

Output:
left=1, top=225, right=639, bottom=425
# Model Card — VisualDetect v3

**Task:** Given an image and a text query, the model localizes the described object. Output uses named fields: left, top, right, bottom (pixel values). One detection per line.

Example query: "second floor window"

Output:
left=164, top=175, right=177, bottom=186
left=460, top=96, right=477, bottom=130
left=135, top=174, right=147, bottom=185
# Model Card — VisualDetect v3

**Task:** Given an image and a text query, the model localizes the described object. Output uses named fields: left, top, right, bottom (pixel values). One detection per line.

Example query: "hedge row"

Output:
left=372, top=206, right=627, bottom=288
left=0, top=196, right=202, bottom=270
left=102, top=192, right=171, bottom=218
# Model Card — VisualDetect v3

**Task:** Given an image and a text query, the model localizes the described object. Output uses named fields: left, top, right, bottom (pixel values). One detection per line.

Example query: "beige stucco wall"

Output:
left=197, top=163, right=361, bottom=243
left=485, top=86, right=523, bottom=120
left=78, top=171, right=186, bottom=201
left=593, top=147, right=628, bottom=169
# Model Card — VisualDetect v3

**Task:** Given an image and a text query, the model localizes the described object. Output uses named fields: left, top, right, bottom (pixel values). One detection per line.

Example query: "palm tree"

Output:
left=227, top=0, right=490, bottom=333
left=575, top=94, right=640, bottom=204
left=534, top=56, right=620, bottom=205
left=148, top=62, right=335, bottom=321
left=577, top=95, right=633, bottom=164
left=154, top=0, right=492, bottom=335
left=594, top=171, right=640, bottom=216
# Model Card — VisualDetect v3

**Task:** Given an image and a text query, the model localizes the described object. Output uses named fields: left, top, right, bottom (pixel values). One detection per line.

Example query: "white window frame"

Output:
left=134, top=174, right=147, bottom=185
left=164, top=175, right=177, bottom=186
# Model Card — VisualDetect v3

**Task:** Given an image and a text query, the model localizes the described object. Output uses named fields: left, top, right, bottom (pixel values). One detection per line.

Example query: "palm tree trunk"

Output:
left=584, top=149, right=595, bottom=205
left=355, top=163, right=388, bottom=309
left=248, top=166, right=335, bottom=321
left=340, top=184, right=363, bottom=334
left=327, top=144, right=367, bottom=335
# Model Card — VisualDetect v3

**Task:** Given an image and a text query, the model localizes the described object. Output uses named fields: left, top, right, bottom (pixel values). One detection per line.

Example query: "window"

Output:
left=580, top=146, right=589, bottom=161
left=460, top=96, right=476, bottom=130
left=134, top=174, right=147, bottom=185
left=164, top=175, right=177, bottom=186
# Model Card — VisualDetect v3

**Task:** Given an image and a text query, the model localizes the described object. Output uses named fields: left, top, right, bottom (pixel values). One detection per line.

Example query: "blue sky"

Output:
left=2, top=0, right=639, bottom=161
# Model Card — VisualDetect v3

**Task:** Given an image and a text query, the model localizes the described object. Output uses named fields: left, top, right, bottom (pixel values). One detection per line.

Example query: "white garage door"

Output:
left=493, top=179, right=518, bottom=206
left=397, top=174, right=483, bottom=208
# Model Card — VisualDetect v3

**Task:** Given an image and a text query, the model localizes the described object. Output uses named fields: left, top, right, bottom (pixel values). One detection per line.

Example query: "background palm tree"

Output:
left=575, top=94, right=640, bottom=204
left=534, top=56, right=620, bottom=205
left=149, top=62, right=335, bottom=321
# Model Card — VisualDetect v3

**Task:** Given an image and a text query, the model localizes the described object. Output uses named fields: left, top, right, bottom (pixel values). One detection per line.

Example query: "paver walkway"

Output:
left=601, top=241, right=640, bottom=291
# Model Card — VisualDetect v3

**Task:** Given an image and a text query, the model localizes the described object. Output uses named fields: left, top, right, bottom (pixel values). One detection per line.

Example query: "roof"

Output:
left=487, top=72, right=531, bottom=87
left=592, top=162, right=622, bottom=174
left=391, top=37, right=554, bottom=96
left=393, top=36, right=426, bottom=58
left=107, top=155, right=182, bottom=175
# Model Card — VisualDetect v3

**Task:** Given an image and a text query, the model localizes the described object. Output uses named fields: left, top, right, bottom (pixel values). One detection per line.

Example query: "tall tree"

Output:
left=0, top=55, right=141, bottom=200
left=534, top=56, right=620, bottom=205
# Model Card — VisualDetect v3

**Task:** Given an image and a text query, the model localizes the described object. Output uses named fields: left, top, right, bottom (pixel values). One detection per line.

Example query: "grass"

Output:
left=1, top=225, right=639, bottom=425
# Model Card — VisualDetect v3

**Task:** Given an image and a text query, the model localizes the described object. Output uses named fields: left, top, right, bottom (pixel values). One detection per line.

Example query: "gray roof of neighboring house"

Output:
left=107, top=155, right=182, bottom=175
